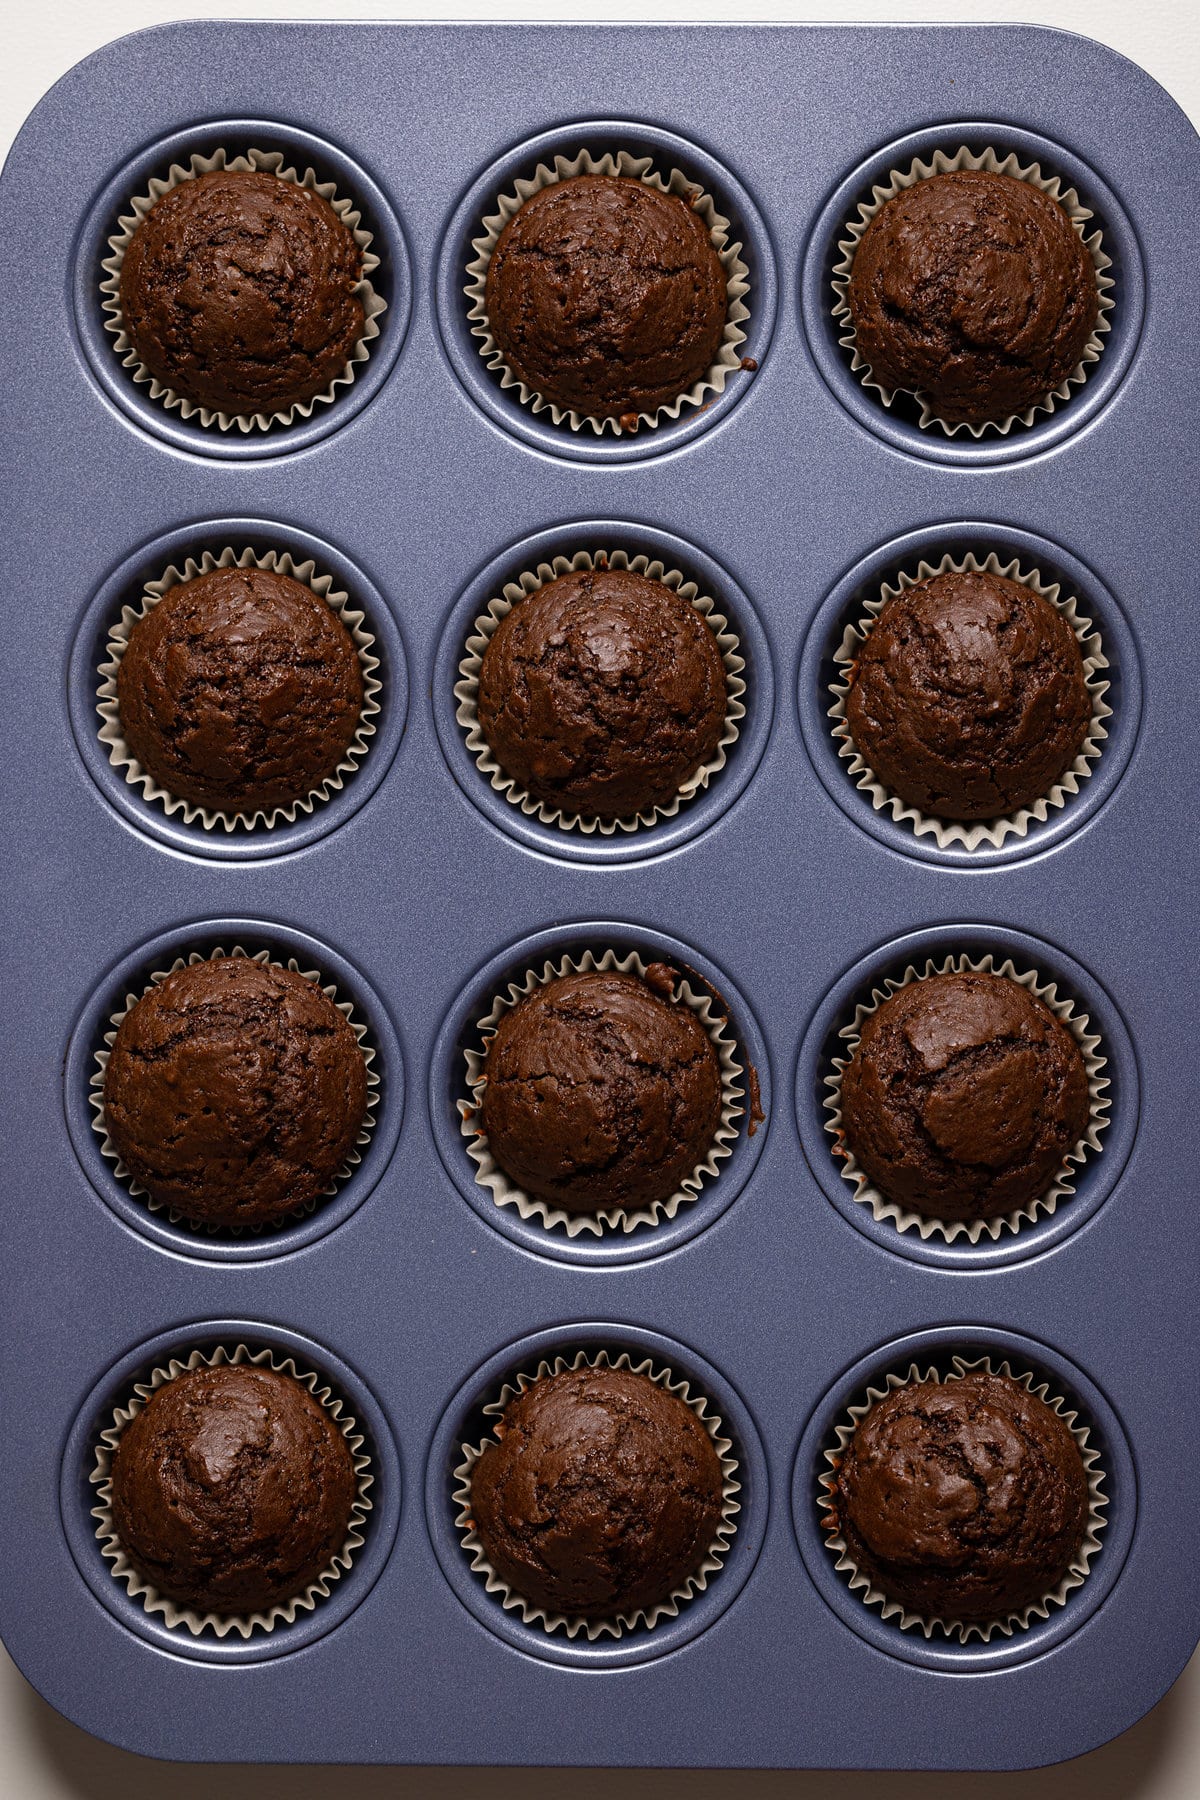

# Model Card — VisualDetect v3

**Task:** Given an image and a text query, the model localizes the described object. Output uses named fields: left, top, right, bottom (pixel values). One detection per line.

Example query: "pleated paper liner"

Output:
left=465, top=147, right=750, bottom=435
left=100, top=147, right=386, bottom=433
left=90, top=1342, right=373, bottom=1640
left=818, top=1353, right=1107, bottom=1642
left=459, top=946, right=744, bottom=1238
left=823, top=951, right=1110, bottom=1244
left=453, top=1347, right=740, bottom=1640
left=88, top=946, right=379, bottom=1237
left=455, top=547, right=745, bottom=835
left=98, top=545, right=382, bottom=833
left=828, top=550, right=1111, bottom=852
left=832, top=145, right=1114, bottom=437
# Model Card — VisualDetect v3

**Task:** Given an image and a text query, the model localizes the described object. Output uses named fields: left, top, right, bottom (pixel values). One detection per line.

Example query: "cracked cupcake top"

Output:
left=118, top=168, right=365, bottom=416
left=476, top=567, right=729, bottom=821
left=109, top=1362, right=357, bottom=1615
left=844, top=569, right=1092, bottom=822
left=470, top=1363, right=725, bottom=1619
left=484, top=174, right=728, bottom=419
left=478, top=966, right=723, bottom=1214
left=846, top=169, right=1098, bottom=426
left=102, top=956, right=368, bottom=1229
left=828, top=1369, right=1089, bottom=1623
left=839, top=970, right=1090, bottom=1222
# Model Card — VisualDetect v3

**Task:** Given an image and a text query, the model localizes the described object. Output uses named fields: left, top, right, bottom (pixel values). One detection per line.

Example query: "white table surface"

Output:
left=2, top=2, right=1197, bottom=1792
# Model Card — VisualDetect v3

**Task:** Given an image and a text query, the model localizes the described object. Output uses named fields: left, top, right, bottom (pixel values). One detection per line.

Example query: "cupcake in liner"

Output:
left=90, top=1342, right=373, bottom=1640
left=455, top=548, right=746, bottom=835
left=465, top=147, right=751, bottom=435
left=453, top=1347, right=740, bottom=1640
left=459, top=946, right=745, bottom=1238
left=829, top=550, right=1111, bottom=851
left=88, top=945, right=379, bottom=1236
left=818, top=1353, right=1107, bottom=1642
left=100, top=147, right=387, bottom=433
left=823, top=951, right=1109, bottom=1244
left=97, top=546, right=382, bottom=833
left=832, top=145, right=1115, bottom=437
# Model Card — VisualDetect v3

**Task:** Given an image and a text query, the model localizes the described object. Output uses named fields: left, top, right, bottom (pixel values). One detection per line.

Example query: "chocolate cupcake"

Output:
left=839, top=969, right=1091, bottom=1223
left=477, top=965, right=724, bottom=1216
left=101, top=955, right=370, bottom=1229
left=846, top=167, right=1100, bottom=426
left=469, top=1362, right=726, bottom=1620
left=476, top=566, right=729, bottom=821
left=844, top=569, right=1092, bottom=822
left=108, top=1361, right=358, bottom=1616
left=828, top=1368, right=1091, bottom=1625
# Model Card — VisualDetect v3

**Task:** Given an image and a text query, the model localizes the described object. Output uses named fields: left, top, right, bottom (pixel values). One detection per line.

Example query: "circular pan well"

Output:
left=433, top=520, right=774, bottom=863
left=799, top=123, right=1144, bottom=466
left=429, top=922, right=770, bottom=1267
left=425, top=1322, right=768, bottom=1668
left=792, top=1326, right=1135, bottom=1672
left=797, top=521, right=1142, bottom=868
left=60, top=1320, right=401, bottom=1663
left=68, top=518, right=408, bottom=861
left=72, top=119, right=411, bottom=459
left=64, top=919, right=404, bottom=1262
left=435, top=120, right=777, bottom=463
left=794, top=923, right=1138, bottom=1271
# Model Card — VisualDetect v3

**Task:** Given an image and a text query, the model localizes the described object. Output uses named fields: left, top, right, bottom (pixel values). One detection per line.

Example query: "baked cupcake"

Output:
left=469, top=1363, right=725, bottom=1619
left=828, top=1369, right=1090, bottom=1623
left=102, top=955, right=369, bottom=1229
left=839, top=970, right=1090, bottom=1222
left=476, top=566, right=729, bottom=821
left=844, top=569, right=1092, bottom=821
left=118, top=168, right=366, bottom=417
left=478, top=966, right=723, bottom=1214
left=484, top=174, right=728, bottom=419
left=846, top=169, right=1099, bottom=425
left=115, top=565, right=365, bottom=816
left=109, top=1362, right=357, bottom=1614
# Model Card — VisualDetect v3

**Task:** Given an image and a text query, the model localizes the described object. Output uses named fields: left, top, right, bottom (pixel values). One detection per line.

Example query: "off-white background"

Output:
left=2, top=2, right=1197, bottom=1793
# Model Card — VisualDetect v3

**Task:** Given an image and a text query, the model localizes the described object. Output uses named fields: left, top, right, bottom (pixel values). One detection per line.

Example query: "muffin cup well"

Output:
left=99, top=147, right=387, bottom=434
left=452, top=1347, right=740, bottom=1640
left=465, top=147, right=751, bottom=436
left=459, top=946, right=744, bottom=1238
left=89, top=1342, right=373, bottom=1640
left=818, top=1353, right=1107, bottom=1643
left=88, top=945, right=379, bottom=1236
left=832, top=145, right=1114, bottom=438
left=97, top=546, right=382, bottom=833
left=454, top=548, right=746, bottom=835
left=828, top=550, right=1111, bottom=851
left=823, top=952, right=1110, bottom=1244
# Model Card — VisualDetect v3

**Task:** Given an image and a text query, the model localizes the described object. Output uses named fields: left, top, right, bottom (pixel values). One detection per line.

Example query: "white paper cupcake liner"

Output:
left=824, top=951, right=1109, bottom=1244
left=454, top=548, right=745, bottom=835
left=100, top=147, right=387, bottom=433
left=89, top=945, right=379, bottom=1236
left=453, top=1347, right=740, bottom=1640
left=459, top=946, right=744, bottom=1237
left=90, top=1342, right=373, bottom=1639
left=466, top=147, right=751, bottom=435
left=832, top=145, right=1115, bottom=437
left=818, top=1353, right=1107, bottom=1642
left=97, top=546, right=382, bottom=832
left=829, top=550, right=1111, bottom=850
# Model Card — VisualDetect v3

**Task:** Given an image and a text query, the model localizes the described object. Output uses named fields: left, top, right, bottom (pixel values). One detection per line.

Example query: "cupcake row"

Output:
left=66, top=922, right=1134, bottom=1267
left=76, top=121, right=1134, bottom=456
left=66, top=1320, right=1130, bottom=1672
left=74, top=523, right=1135, bottom=864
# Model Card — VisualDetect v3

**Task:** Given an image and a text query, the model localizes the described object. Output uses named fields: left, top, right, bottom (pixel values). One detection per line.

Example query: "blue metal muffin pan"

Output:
left=0, top=21, right=1196, bottom=1771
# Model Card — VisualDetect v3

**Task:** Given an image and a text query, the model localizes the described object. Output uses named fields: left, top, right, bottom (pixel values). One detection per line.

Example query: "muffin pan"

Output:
left=0, top=21, right=1196, bottom=1771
